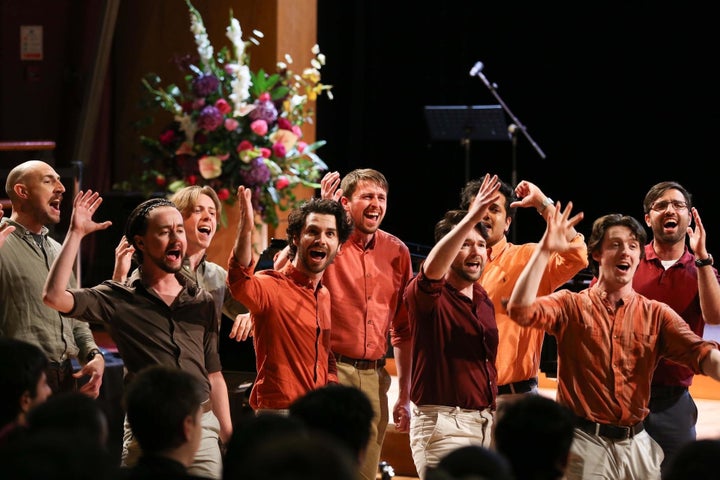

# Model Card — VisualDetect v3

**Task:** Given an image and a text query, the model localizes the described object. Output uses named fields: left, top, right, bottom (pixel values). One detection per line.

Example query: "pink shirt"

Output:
left=324, top=230, right=413, bottom=360
left=480, top=234, right=588, bottom=385
left=510, top=286, right=719, bottom=425
left=227, top=256, right=337, bottom=410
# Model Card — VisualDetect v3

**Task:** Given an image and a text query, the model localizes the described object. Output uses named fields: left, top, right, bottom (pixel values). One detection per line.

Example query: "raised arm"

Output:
left=43, top=190, right=112, bottom=313
left=507, top=201, right=584, bottom=309
left=511, top=180, right=580, bottom=241
left=230, top=186, right=256, bottom=267
left=423, top=174, right=500, bottom=279
left=688, top=207, right=720, bottom=325
left=111, top=235, right=135, bottom=283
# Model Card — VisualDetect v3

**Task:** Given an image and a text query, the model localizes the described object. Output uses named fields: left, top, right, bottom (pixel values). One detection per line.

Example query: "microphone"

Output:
left=469, top=61, right=484, bottom=77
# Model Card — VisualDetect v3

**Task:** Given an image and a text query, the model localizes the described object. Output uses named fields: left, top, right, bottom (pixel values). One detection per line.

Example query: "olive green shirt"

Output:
left=0, top=218, right=98, bottom=363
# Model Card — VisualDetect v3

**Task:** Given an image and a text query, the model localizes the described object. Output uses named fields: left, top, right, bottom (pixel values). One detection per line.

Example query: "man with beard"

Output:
left=273, top=169, right=415, bottom=480
left=507, top=207, right=720, bottom=480
left=227, top=185, right=353, bottom=413
left=0, top=160, right=104, bottom=397
left=404, top=174, right=501, bottom=480
left=42, top=193, right=228, bottom=479
left=460, top=177, right=587, bottom=411
left=633, top=181, right=720, bottom=471
left=112, top=186, right=244, bottom=446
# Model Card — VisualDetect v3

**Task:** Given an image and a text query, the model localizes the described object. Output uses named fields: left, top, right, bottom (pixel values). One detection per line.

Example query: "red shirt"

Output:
left=510, top=286, right=719, bottom=425
left=633, top=243, right=720, bottom=387
left=405, top=268, right=498, bottom=410
left=323, top=230, right=413, bottom=360
left=227, top=257, right=337, bottom=410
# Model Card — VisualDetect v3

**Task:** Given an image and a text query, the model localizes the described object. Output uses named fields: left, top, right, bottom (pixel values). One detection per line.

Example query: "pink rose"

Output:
left=297, top=141, right=308, bottom=153
left=275, top=176, right=290, bottom=190
left=272, top=142, right=286, bottom=158
left=259, top=92, right=271, bottom=102
left=259, top=148, right=272, bottom=158
left=224, top=118, right=239, bottom=131
left=215, top=98, right=232, bottom=114
left=251, top=119, right=268, bottom=136
left=291, top=125, right=303, bottom=138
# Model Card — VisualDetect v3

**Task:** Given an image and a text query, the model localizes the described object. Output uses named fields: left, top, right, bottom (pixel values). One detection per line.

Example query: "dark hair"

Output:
left=124, top=198, right=177, bottom=263
left=587, top=214, right=647, bottom=277
left=224, top=413, right=308, bottom=480
left=339, top=168, right=389, bottom=198
left=124, top=365, right=204, bottom=453
left=460, top=175, right=516, bottom=221
left=433, top=209, right=489, bottom=244
left=289, top=384, right=373, bottom=463
left=26, top=392, right=108, bottom=447
left=0, top=337, right=49, bottom=425
left=642, top=181, right=693, bottom=214
left=428, top=444, right=513, bottom=480
left=285, top=198, right=352, bottom=259
left=663, top=439, right=720, bottom=480
left=494, top=395, right=575, bottom=480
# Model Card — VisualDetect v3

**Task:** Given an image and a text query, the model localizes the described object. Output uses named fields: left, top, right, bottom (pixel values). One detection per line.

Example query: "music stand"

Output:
left=424, top=105, right=510, bottom=183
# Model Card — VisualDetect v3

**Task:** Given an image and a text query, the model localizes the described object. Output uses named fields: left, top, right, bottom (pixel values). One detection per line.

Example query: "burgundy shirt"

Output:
left=633, top=243, right=720, bottom=387
left=405, top=268, right=498, bottom=410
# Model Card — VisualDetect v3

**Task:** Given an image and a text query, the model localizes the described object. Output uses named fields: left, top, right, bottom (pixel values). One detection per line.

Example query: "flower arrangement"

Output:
left=121, top=0, right=332, bottom=228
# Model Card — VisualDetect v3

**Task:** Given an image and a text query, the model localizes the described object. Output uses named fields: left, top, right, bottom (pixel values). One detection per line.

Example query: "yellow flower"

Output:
left=198, top=155, right=223, bottom=179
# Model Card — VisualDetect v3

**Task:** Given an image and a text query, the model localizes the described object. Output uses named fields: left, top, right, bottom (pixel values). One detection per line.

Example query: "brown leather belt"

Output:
left=497, top=377, right=538, bottom=395
left=202, top=399, right=213, bottom=413
left=576, top=416, right=644, bottom=440
left=334, top=353, right=386, bottom=370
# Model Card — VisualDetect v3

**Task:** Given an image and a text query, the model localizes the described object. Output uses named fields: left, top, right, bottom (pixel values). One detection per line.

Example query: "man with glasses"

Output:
left=633, top=181, right=720, bottom=471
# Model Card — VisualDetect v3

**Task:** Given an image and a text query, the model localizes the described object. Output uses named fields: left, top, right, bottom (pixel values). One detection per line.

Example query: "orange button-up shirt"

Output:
left=227, top=256, right=337, bottom=410
left=324, top=230, right=413, bottom=360
left=480, top=234, right=588, bottom=385
left=510, top=286, right=719, bottom=425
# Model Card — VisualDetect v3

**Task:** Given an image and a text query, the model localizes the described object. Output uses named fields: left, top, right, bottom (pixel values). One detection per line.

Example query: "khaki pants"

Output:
left=409, top=404, right=494, bottom=480
left=336, top=361, right=391, bottom=480
left=566, top=428, right=663, bottom=480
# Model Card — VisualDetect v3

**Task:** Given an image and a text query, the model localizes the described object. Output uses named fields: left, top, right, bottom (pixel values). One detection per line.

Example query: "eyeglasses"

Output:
left=650, top=200, right=688, bottom=212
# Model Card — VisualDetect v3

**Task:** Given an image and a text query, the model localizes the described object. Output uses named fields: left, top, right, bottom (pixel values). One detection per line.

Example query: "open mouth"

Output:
left=166, top=247, right=182, bottom=261
left=663, top=219, right=678, bottom=229
left=49, top=198, right=62, bottom=212
left=198, top=225, right=212, bottom=235
left=309, top=249, right=327, bottom=260
left=616, top=263, right=630, bottom=272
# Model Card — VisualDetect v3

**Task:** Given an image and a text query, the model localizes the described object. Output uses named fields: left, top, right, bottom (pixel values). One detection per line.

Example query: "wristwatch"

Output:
left=539, top=197, right=554, bottom=213
left=86, top=348, right=105, bottom=362
left=695, top=254, right=714, bottom=268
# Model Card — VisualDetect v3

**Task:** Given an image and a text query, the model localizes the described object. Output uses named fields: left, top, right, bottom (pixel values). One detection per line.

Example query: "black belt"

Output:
left=334, top=353, right=386, bottom=370
left=497, top=377, right=538, bottom=395
left=651, top=385, right=688, bottom=399
left=576, top=417, right=644, bottom=440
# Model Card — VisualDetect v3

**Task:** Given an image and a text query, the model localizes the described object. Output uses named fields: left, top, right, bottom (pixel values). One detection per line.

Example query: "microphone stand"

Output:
left=470, top=63, right=547, bottom=161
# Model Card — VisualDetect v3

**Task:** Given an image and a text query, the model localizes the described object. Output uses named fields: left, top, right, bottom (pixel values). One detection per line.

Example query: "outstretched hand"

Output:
left=540, top=201, right=583, bottom=252
left=70, top=190, right=112, bottom=236
left=468, top=173, right=501, bottom=220
left=688, top=207, right=708, bottom=258
left=320, top=171, right=343, bottom=201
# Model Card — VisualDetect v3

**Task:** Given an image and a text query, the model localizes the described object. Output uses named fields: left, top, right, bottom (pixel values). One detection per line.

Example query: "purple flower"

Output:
left=192, top=73, right=220, bottom=97
left=197, top=106, right=223, bottom=131
left=239, top=158, right=272, bottom=187
left=249, top=99, right=278, bottom=124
